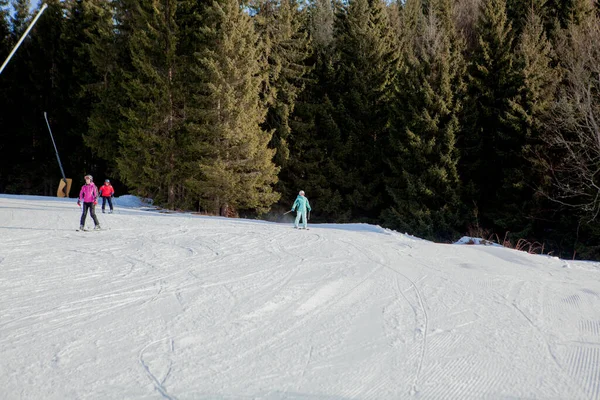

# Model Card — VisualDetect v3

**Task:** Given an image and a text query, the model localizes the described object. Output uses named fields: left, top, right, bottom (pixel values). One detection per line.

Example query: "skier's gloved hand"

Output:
left=93, top=200, right=98, bottom=205
left=77, top=201, right=81, bottom=207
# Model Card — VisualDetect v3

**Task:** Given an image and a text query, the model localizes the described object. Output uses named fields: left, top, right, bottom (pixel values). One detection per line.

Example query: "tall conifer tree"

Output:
left=332, top=0, right=399, bottom=220
left=385, top=0, right=464, bottom=240
left=111, top=0, right=184, bottom=208
left=459, top=0, right=523, bottom=231
left=511, top=7, right=558, bottom=232
left=81, top=0, right=124, bottom=171
left=250, top=0, right=311, bottom=172
left=506, top=0, right=547, bottom=36
left=186, top=0, right=280, bottom=215
left=282, top=0, right=350, bottom=219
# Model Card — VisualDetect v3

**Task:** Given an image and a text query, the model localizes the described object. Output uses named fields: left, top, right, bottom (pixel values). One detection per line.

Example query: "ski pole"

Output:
left=283, top=210, right=292, bottom=215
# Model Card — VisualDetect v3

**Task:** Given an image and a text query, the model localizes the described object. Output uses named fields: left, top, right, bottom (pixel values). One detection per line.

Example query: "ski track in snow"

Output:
left=1, top=195, right=600, bottom=399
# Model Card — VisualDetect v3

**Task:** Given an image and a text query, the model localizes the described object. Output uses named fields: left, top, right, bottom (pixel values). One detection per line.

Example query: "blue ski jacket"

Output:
left=292, top=195, right=311, bottom=213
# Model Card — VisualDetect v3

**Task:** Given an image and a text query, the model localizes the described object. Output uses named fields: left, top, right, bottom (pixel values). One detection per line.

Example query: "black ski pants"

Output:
left=101, top=196, right=113, bottom=211
left=80, top=202, right=100, bottom=227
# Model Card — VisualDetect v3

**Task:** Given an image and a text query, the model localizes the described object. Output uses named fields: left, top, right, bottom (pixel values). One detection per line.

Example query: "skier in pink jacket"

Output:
left=77, top=174, right=100, bottom=230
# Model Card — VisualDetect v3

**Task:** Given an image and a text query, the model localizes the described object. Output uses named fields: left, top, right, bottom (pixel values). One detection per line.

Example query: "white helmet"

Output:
left=299, top=190, right=305, bottom=196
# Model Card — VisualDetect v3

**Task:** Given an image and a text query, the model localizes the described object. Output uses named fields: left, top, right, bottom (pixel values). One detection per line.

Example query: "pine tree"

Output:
left=506, top=0, right=547, bottom=36
left=279, top=0, right=349, bottom=220
left=384, top=0, right=464, bottom=240
left=459, top=0, right=523, bottom=231
left=332, top=0, right=399, bottom=221
left=78, top=0, right=121, bottom=165
left=544, top=0, right=593, bottom=29
left=109, top=0, right=185, bottom=208
left=186, top=0, right=280, bottom=215
left=250, top=0, right=311, bottom=178
left=512, top=7, right=558, bottom=232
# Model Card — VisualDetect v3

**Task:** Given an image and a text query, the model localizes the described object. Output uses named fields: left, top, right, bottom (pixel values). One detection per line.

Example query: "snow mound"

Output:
left=454, top=236, right=504, bottom=247
left=112, top=194, right=153, bottom=208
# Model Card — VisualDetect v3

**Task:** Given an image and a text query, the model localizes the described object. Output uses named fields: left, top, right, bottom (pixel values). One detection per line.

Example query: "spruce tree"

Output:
left=384, top=0, right=464, bottom=240
left=78, top=0, right=123, bottom=173
left=186, top=0, right=280, bottom=215
left=280, top=0, right=350, bottom=220
left=110, top=0, right=185, bottom=208
left=331, top=0, right=399, bottom=221
left=459, top=0, right=523, bottom=232
left=250, top=0, right=311, bottom=182
left=544, top=0, right=593, bottom=29
left=512, top=8, right=558, bottom=233
left=506, top=0, right=547, bottom=36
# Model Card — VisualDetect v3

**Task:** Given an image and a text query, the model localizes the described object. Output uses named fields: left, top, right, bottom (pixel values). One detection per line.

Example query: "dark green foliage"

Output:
left=110, top=0, right=185, bottom=208
left=185, top=0, right=280, bottom=215
left=250, top=0, right=311, bottom=172
left=506, top=0, right=547, bottom=36
left=1, top=0, right=600, bottom=258
left=384, top=0, right=464, bottom=241
left=544, top=0, right=592, bottom=29
left=459, top=0, right=525, bottom=231
left=79, top=0, right=124, bottom=168
left=280, top=0, right=350, bottom=220
left=330, top=0, right=399, bottom=221
left=511, top=8, right=558, bottom=234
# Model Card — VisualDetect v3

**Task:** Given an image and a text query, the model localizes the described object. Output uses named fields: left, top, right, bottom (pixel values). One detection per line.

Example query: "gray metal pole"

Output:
left=0, top=3, right=48, bottom=76
left=44, top=112, right=67, bottom=183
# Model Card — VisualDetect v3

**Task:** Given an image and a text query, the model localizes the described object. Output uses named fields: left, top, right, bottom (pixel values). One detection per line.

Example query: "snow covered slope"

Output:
left=1, top=194, right=599, bottom=399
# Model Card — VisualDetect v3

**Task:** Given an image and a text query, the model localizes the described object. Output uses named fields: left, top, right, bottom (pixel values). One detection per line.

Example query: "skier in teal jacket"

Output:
left=291, top=190, right=311, bottom=229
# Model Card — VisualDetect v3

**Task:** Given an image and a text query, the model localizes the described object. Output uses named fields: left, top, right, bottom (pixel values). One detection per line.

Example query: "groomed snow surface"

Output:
left=1, top=194, right=600, bottom=399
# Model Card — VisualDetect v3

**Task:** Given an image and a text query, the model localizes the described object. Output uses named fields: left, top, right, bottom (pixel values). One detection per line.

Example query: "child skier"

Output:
left=99, top=179, right=115, bottom=213
left=77, top=174, right=100, bottom=230
left=291, top=190, right=311, bottom=229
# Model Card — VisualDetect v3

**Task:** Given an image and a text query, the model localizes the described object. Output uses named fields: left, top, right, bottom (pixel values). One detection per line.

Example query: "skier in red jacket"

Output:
left=98, top=179, right=115, bottom=214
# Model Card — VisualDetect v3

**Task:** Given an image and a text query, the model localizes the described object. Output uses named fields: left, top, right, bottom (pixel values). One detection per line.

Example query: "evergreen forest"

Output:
left=2, top=0, right=600, bottom=259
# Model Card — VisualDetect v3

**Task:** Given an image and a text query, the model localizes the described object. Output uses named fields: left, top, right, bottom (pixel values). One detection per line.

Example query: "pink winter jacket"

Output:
left=79, top=183, right=98, bottom=203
